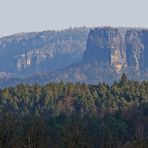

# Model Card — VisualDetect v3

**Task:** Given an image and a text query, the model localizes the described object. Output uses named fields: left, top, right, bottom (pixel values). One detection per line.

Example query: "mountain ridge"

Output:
left=0, top=26, right=148, bottom=87
left=0, top=27, right=90, bottom=78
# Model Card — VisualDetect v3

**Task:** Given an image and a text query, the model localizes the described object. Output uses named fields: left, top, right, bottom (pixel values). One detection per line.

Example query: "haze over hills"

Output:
left=0, top=26, right=148, bottom=87
left=0, top=27, right=90, bottom=77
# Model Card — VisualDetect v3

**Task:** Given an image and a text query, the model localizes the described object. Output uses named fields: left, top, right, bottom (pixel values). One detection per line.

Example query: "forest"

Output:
left=0, top=74, right=147, bottom=148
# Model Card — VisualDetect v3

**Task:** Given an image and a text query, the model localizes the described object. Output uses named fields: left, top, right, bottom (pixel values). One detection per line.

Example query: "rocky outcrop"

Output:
left=83, top=27, right=148, bottom=77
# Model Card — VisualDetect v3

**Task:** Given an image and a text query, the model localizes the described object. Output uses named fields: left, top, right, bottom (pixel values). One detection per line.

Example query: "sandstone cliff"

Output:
left=83, top=27, right=148, bottom=78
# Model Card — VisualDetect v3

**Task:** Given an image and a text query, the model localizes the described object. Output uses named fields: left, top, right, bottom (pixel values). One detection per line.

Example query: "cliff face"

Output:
left=83, top=27, right=148, bottom=77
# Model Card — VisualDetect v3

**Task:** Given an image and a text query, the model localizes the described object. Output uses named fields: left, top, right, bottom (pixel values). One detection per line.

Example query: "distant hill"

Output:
left=0, top=27, right=90, bottom=78
left=0, top=27, right=148, bottom=88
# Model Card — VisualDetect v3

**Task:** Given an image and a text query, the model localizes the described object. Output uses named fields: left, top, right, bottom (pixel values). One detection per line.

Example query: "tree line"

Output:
left=0, top=74, right=147, bottom=148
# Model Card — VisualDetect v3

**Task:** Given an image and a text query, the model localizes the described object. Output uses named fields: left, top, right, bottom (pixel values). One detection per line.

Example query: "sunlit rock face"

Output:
left=15, top=50, right=53, bottom=72
left=83, top=27, right=148, bottom=77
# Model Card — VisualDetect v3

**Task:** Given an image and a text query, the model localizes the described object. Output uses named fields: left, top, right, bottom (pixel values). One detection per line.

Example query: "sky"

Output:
left=0, top=0, right=148, bottom=37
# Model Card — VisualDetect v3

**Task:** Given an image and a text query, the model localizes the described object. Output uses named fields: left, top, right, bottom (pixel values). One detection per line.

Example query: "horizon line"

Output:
left=1, top=25, right=148, bottom=39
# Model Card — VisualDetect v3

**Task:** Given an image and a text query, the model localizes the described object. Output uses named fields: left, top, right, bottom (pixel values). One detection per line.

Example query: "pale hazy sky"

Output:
left=0, top=0, right=148, bottom=37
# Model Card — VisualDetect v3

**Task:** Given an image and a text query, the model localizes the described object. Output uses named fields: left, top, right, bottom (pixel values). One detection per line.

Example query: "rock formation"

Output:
left=83, top=27, right=148, bottom=77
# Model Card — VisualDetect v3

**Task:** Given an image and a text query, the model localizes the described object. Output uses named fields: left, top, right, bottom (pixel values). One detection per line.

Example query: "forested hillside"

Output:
left=0, top=74, right=147, bottom=147
left=0, top=27, right=90, bottom=78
